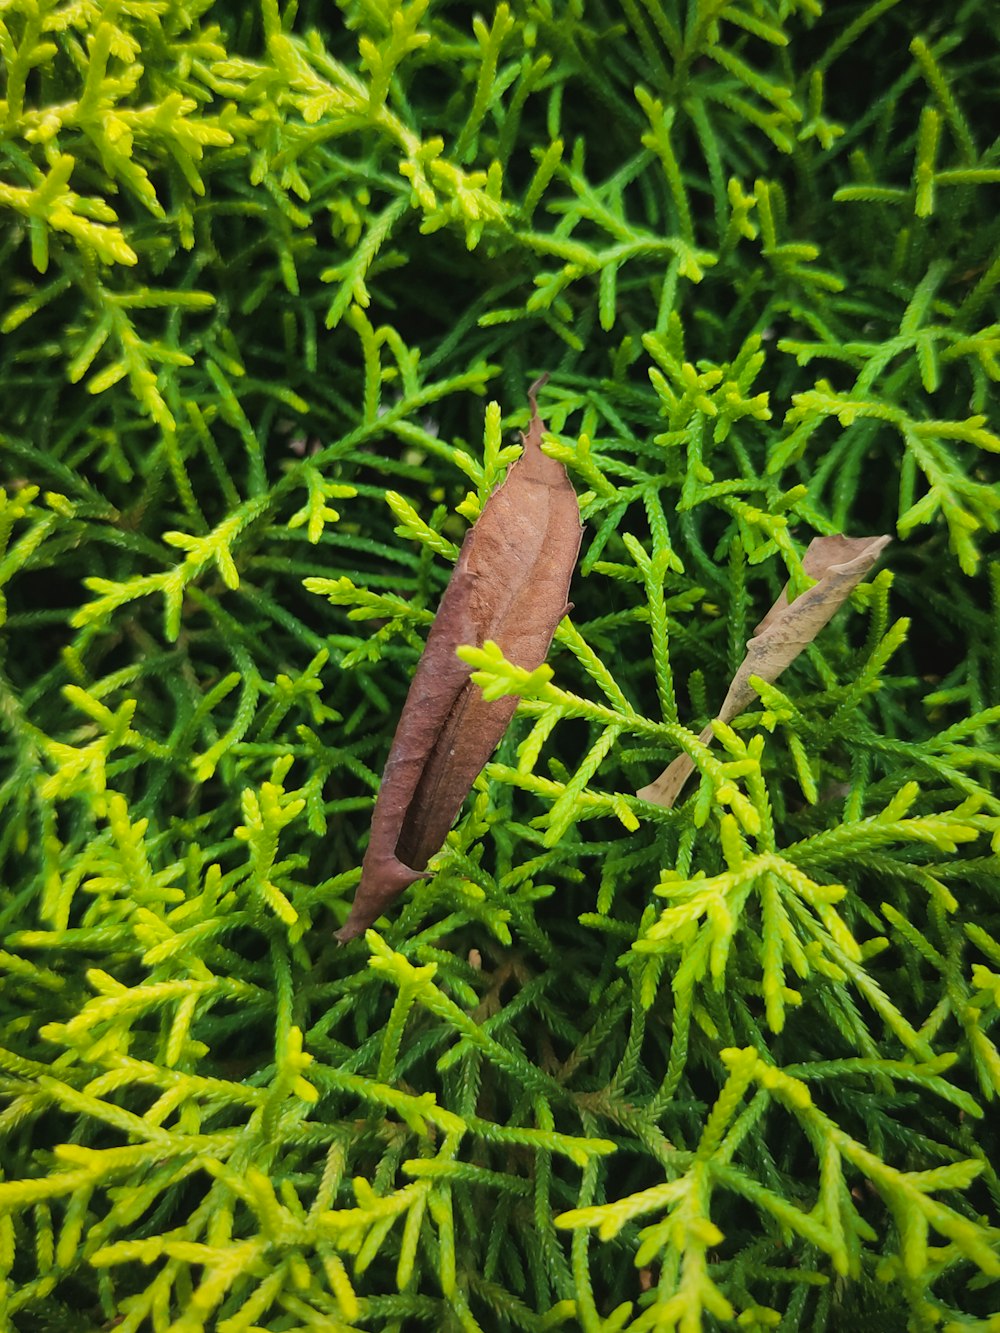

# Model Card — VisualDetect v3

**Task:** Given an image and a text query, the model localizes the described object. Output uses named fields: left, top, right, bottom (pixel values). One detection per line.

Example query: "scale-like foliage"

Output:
left=1, top=1, right=998, bottom=1330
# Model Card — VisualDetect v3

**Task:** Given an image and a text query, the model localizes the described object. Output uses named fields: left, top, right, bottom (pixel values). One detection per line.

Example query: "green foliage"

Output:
left=1, top=0, right=999, bottom=1330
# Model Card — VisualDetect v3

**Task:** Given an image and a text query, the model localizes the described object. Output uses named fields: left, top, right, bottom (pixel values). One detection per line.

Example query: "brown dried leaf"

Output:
left=336, top=379, right=583, bottom=941
left=637, top=534, right=891, bottom=808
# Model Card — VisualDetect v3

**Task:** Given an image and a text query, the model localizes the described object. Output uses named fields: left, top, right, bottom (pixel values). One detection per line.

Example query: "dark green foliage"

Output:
left=1, top=1, right=999, bottom=1329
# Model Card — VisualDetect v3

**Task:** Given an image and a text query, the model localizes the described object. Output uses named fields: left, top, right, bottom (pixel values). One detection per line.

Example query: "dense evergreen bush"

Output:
left=1, top=1, right=998, bottom=1328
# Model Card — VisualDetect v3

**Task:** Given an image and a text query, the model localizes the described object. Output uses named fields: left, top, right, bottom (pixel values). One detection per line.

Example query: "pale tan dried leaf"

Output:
left=637, top=534, right=891, bottom=808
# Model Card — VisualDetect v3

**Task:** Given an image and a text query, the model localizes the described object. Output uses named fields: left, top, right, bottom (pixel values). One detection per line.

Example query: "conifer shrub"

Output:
left=1, top=1, right=998, bottom=1329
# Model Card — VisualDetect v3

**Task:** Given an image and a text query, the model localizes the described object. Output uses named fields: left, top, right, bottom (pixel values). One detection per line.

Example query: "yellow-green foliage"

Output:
left=1, top=1, right=999, bottom=1330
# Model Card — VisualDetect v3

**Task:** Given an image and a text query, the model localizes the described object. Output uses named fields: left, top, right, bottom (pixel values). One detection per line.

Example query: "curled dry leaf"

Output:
left=336, top=378, right=583, bottom=941
left=637, top=533, right=892, bottom=809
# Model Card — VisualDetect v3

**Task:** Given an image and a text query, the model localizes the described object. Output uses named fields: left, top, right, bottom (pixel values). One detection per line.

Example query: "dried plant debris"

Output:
left=336, top=379, right=582, bottom=941
left=638, top=534, right=892, bottom=808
